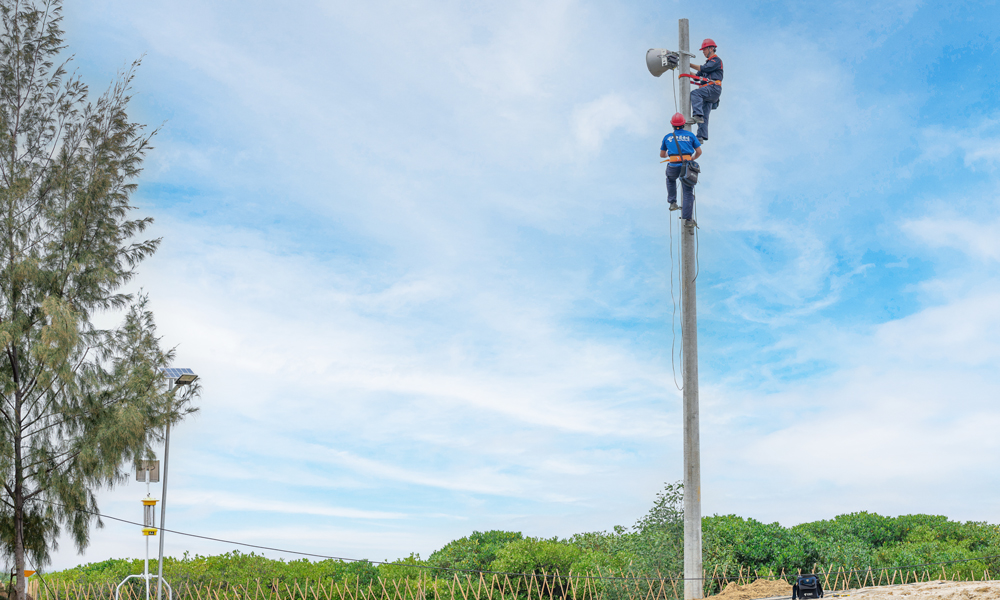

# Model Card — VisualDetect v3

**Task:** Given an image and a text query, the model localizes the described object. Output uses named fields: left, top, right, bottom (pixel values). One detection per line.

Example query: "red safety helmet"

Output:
left=700, top=38, right=717, bottom=50
left=670, top=112, right=686, bottom=127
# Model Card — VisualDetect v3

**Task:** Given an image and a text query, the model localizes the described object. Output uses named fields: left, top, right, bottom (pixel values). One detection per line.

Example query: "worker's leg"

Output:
left=681, top=179, right=695, bottom=220
left=694, top=86, right=721, bottom=140
left=697, top=108, right=710, bottom=141
left=691, top=86, right=708, bottom=119
left=665, top=164, right=680, bottom=205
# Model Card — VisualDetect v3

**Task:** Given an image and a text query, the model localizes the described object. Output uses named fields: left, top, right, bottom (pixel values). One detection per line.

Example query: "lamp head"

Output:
left=175, top=373, right=198, bottom=385
left=646, top=49, right=679, bottom=77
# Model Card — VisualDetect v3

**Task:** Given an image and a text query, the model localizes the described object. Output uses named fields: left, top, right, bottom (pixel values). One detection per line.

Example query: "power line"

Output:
left=669, top=189, right=683, bottom=392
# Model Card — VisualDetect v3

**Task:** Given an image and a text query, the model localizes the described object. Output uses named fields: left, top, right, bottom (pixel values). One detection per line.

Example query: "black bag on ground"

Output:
left=680, top=160, right=700, bottom=186
left=792, top=574, right=823, bottom=600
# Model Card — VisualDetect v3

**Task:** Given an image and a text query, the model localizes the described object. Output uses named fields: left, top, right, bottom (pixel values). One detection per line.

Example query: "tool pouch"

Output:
left=680, top=160, right=700, bottom=186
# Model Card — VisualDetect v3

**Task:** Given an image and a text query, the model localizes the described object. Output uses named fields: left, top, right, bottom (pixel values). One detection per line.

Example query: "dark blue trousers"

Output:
left=691, top=85, right=721, bottom=141
left=666, top=163, right=695, bottom=220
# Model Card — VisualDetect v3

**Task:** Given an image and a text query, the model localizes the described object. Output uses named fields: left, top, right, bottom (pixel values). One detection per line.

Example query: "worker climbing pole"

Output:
left=660, top=112, right=702, bottom=221
left=683, top=38, right=723, bottom=143
left=645, top=18, right=708, bottom=600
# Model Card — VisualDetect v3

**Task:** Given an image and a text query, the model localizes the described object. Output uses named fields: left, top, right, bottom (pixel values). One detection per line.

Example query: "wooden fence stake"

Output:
left=566, top=569, right=577, bottom=600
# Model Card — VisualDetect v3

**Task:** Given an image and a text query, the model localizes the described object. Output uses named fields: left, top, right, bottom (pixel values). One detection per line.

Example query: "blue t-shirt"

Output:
left=661, top=129, right=701, bottom=156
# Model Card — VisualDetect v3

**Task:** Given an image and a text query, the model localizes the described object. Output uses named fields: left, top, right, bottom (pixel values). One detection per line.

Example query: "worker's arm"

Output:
left=689, top=63, right=701, bottom=71
left=693, top=147, right=702, bottom=160
left=660, top=149, right=668, bottom=158
left=698, top=56, right=721, bottom=76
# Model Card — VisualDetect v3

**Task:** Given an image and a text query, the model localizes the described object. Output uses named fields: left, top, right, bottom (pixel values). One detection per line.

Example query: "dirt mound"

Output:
left=850, top=580, right=1000, bottom=600
left=710, top=579, right=793, bottom=600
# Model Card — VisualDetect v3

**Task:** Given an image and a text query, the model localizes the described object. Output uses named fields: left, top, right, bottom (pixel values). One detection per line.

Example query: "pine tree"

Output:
left=0, top=1, right=192, bottom=596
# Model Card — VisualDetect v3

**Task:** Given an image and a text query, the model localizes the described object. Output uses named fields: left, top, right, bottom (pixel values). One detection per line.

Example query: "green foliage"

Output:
left=37, top=485, right=1000, bottom=596
left=569, top=484, right=1000, bottom=591
left=428, top=531, right=523, bottom=574
left=628, top=482, right=684, bottom=576
left=489, top=537, right=614, bottom=599
left=791, top=512, right=898, bottom=569
left=43, top=552, right=382, bottom=587
left=489, top=537, right=585, bottom=575
left=634, top=483, right=684, bottom=535
left=700, top=514, right=818, bottom=593
left=787, top=511, right=1000, bottom=573
left=377, top=554, right=430, bottom=582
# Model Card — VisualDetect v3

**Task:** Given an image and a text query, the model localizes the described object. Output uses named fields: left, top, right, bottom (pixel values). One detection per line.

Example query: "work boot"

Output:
left=697, top=136, right=707, bottom=144
left=669, top=202, right=681, bottom=211
left=690, top=115, right=704, bottom=124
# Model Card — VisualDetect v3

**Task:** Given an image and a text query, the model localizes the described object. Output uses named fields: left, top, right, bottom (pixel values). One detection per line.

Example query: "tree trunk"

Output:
left=13, top=348, right=24, bottom=600
left=13, top=498, right=24, bottom=600
left=13, top=469, right=24, bottom=600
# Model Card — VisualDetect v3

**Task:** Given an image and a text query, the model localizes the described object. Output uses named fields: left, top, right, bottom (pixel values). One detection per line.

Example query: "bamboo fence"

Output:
left=20, top=565, right=1000, bottom=600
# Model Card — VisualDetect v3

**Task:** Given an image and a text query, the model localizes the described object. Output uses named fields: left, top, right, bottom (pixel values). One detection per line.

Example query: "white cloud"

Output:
left=572, top=94, right=646, bottom=153
left=701, top=284, right=1000, bottom=524
left=912, top=120, right=1000, bottom=171
left=904, top=216, right=1000, bottom=262
left=170, top=492, right=407, bottom=520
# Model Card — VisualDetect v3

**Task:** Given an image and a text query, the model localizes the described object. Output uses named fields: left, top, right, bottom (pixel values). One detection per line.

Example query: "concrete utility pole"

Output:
left=678, top=18, right=703, bottom=600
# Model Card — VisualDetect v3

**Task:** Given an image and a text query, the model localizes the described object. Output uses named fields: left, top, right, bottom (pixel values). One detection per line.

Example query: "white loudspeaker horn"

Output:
left=646, top=49, right=679, bottom=77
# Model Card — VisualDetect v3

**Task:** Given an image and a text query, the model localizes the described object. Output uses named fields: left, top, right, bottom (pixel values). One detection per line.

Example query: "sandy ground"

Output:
left=711, top=579, right=1000, bottom=600
left=712, top=579, right=793, bottom=600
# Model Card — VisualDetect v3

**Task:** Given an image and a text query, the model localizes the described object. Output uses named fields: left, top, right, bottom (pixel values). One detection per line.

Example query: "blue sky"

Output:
left=46, top=0, right=1000, bottom=569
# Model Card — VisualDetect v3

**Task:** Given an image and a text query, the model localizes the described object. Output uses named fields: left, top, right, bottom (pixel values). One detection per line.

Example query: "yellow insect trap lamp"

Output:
left=114, top=460, right=174, bottom=600
left=142, top=497, right=158, bottom=536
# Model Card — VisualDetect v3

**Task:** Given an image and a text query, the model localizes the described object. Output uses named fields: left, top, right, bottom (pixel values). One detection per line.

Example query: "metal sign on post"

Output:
left=136, top=461, right=160, bottom=483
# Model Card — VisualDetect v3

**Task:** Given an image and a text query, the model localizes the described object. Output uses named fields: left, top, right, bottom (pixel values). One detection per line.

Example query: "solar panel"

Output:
left=160, top=367, right=194, bottom=379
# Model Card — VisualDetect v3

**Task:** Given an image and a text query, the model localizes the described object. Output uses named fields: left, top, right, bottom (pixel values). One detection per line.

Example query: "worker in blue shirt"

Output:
left=688, top=38, right=723, bottom=143
left=660, top=112, right=702, bottom=221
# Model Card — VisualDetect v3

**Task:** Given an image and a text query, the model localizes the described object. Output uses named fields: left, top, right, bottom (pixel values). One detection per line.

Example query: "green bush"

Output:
left=42, top=551, right=380, bottom=588
left=488, top=537, right=607, bottom=599
left=428, top=531, right=523, bottom=575
left=38, top=487, right=1000, bottom=595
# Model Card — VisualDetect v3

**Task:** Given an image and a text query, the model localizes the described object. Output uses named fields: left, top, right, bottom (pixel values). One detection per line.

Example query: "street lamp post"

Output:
left=156, top=368, right=198, bottom=600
